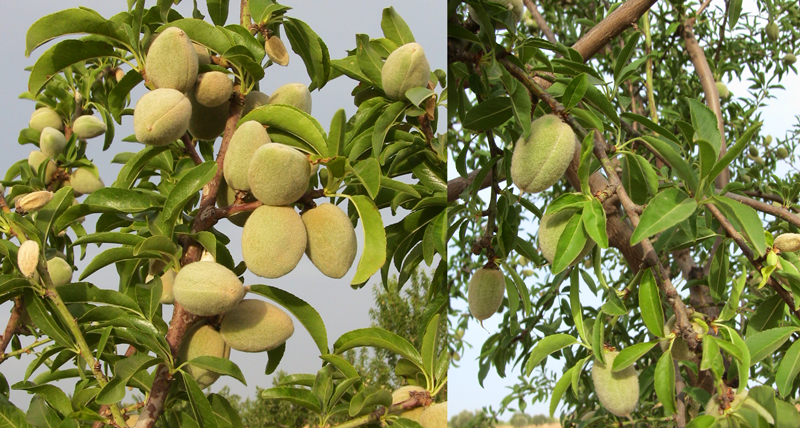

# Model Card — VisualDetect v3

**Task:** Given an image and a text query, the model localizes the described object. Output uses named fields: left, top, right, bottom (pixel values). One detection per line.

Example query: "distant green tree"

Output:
left=217, top=374, right=315, bottom=428
left=450, top=409, right=496, bottom=428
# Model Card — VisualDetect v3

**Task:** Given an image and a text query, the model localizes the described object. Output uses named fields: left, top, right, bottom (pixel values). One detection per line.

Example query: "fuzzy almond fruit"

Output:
left=267, top=83, right=312, bottom=114
left=591, top=350, right=639, bottom=417
left=145, top=27, right=198, bottom=93
left=775, top=233, right=800, bottom=253
left=187, top=89, right=228, bottom=141
left=381, top=43, right=431, bottom=101
left=538, top=208, right=595, bottom=265
left=69, top=167, right=104, bottom=195
left=419, top=402, right=447, bottom=428
left=302, top=203, right=357, bottom=279
left=241, top=205, right=306, bottom=279
left=72, top=115, right=107, bottom=140
left=248, top=143, right=310, bottom=206
left=223, top=121, right=271, bottom=191
left=391, top=386, right=428, bottom=422
left=27, top=151, right=57, bottom=185
left=468, top=267, right=505, bottom=321
left=172, top=261, right=245, bottom=316
left=29, top=108, right=63, bottom=132
left=39, top=127, right=67, bottom=158
left=178, top=322, right=230, bottom=389
left=133, top=88, right=192, bottom=146
left=194, top=71, right=233, bottom=107
left=220, top=299, right=294, bottom=352
left=511, top=114, right=576, bottom=193
left=17, top=240, right=40, bottom=278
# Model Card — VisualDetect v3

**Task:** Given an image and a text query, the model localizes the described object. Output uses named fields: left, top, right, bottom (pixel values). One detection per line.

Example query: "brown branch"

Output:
left=134, top=86, right=244, bottom=428
left=572, top=0, right=658, bottom=60
left=723, top=191, right=800, bottom=229
left=714, top=0, right=729, bottom=63
left=742, top=190, right=798, bottom=212
left=0, top=297, right=24, bottom=357
left=181, top=134, right=204, bottom=166
left=523, top=0, right=557, bottom=44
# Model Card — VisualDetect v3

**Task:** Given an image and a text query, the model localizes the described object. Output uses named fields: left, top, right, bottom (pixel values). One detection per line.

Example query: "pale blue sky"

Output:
left=0, top=0, right=444, bottom=411
left=448, top=0, right=800, bottom=418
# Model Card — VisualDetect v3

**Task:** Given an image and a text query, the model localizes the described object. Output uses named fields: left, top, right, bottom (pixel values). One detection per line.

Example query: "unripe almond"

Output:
left=467, top=267, right=505, bottom=321
left=381, top=43, right=431, bottom=101
left=765, top=135, right=773, bottom=145
left=194, top=43, right=211, bottom=66
left=777, top=147, right=789, bottom=159
left=172, top=261, right=245, bottom=316
left=27, top=151, right=57, bottom=185
left=241, top=205, right=306, bottom=279
left=39, top=127, right=67, bottom=158
left=17, top=240, right=40, bottom=278
left=268, top=83, right=312, bottom=114
left=538, top=209, right=595, bottom=265
left=133, top=88, right=192, bottom=146
left=47, top=256, right=73, bottom=287
left=766, top=22, right=779, bottom=41
left=29, top=108, right=63, bottom=132
left=69, top=167, right=104, bottom=195
left=146, top=268, right=176, bottom=304
left=264, top=36, right=289, bottom=66
left=220, top=299, right=294, bottom=352
left=391, top=386, right=427, bottom=422
left=178, top=322, right=230, bottom=389
left=659, top=315, right=704, bottom=361
left=194, top=72, right=233, bottom=107
left=749, top=146, right=759, bottom=157
left=72, top=115, right=107, bottom=140
left=114, top=68, right=125, bottom=82
left=511, top=115, right=576, bottom=193
left=242, top=91, right=269, bottom=116
left=302, top=203, right=358, bottom=279
left=467, top=0, right=524, bottom=29
left=592, top=350, right=639, bottom=417
left=187, top=89, right=228, bottom=141
left=145, top=27, right=199, bottom=93
left=419, top=402, right=447, bottom=428
left=223, top=121, right=271, bottom=191
left=19, top=191, right=54, bottom=212
left=716, top=81, right=730, bottom=99
left=785, top=53, right=797, bottom=66
left=248, top=143, right=310, bottom=206
left=775, top=233, right=800, bottom=253
left=216, top=179, right=255, bottom=227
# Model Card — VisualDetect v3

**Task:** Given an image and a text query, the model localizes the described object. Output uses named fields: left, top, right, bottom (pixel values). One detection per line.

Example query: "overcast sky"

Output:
left=448, top=0, right=800, bottom=419
left=0, top=0, right=444, bottom=411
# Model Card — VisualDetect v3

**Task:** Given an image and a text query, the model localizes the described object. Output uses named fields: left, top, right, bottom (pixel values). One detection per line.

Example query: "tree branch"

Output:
left=181, top=134, right=204, bottom=166
left=572, top=0, right=658, bottom=60
left=523, top=0, right=557, bottom=44
left=0, top=297, right=24, bottom=358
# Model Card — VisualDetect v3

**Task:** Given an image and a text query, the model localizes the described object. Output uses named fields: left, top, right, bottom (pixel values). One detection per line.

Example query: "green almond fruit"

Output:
left=592, top=350, right=639, bottom=417
left=29, top=107, right=63, bottom=132
left=194, top=71, right=233, bottom=107
left=133, top=88, right=192, bottom=146
left=69, top=167, right=104, bottom=195
left=267, top=83, right=312, bottom=114
left=511, top=114, right=576, bottom=193
left=242, top=91, right=269, bottom=116
left=72, top=115, right=107, bottom=140
left=146, top=27, right=199, bottom=93
left=220, top=299, right=294, bottom=352
left=784, top=53, right=797, bottom=66
left=187, top=89, right=228, bottom=141
left=419, top=402, right=447, bottom=428
left=216, top=179, right=256, bottom=227
left=302, top=203, right=358, bottom=279
left=178, top=322, right=230, bottom=389
left=248, top=143, right=310, bottom=206
left=467, top=267, right=505, bottom=321
left=538, top=208, right=595, bottom=265
left=716, top=81, right=730, bottom=99
left=391, top=386, right=427, bottom=422
left=777, top=147, right=789, bottom=159
left=223, top=121, right=271, bottom=191
left=47, top=256, right=73, bottom=288
left=381, top=43, right=431, bottom=101
left=39, top=127, right=67, bottom=158
left=766, top=22, right=779, bottom=41
left=27, top=151, right=57, bottom=185
left=172, top=261, right=245, bottom=316
left=241, top=205, right=306, bottom=279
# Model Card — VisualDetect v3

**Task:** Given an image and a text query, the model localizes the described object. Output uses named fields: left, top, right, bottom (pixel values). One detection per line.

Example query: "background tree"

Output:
left=0, top=1, right=447, bottom=427
left=448, top=0, right=800, bottom=426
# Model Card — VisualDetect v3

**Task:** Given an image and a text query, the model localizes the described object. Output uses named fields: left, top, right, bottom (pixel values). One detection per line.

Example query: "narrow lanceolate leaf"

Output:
left=462, top=97, right=513, bottom=131
left=570, top=268, right=590, bottom=346
left=25, top=8, right=130, bottom=56
left=687, top=98, right=721, bottom=155
left=332, top=327, right=422, bottom=368
left=630, top=188, right=697, bottom=245
left=655, top=352, right=676, bottom=414
left=161, top=161, right=217, bottom=238
left=549, top=366, right=575, bottom=417
left=639, top=268, right=665, bottom=337
left=420, top=314, right=440, bottom=377
left=711, top=196, right=768, bottom=257
left=777, top=339, right=800, bottom=397
left=0, top=395, right=31, bottom=427
left=552, top=214, right=589, bottom=274
left=372, top=102, right=407, bottom=158
left=614, top=32, right=641, bottom=83
left=261, top=387, right=321, bottom=414
left=206, top=0, right=230, bottom=26
left=707, top=122, right=761, bottom=184
left=640, top=135, right=698, bottom=192
left=29, top=40, right=121, bottom=95
left=582, top=198, right=608, bottom=248
left=718, top=274, right=745, bottom=322
left=524, top=334, right=578, bottom=375
left=561, top=73, right=588, bottom=110
left=240, top=104, right=328, bottom=157
left=381, top=6, right=415, bottom=45
left=728, top=0, right=743, bottom=30
left=345, top=195, right=386, bottom=285
left=612, top=341, right=658, bottom=372
left=248, top=285, right=328, bottom=355
left=185, top=356, right=246, bottom=385
left=745, top=326, right=793, bottom=365
left=328, top=109, right=346, bottom=156
left=708, top=240, right=729, bottom=302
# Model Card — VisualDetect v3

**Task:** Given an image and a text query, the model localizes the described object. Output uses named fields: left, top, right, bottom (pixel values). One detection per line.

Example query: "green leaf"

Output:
left=25, top=8, right=129, bottom=56
left=569, top=268, right=589, bottom=345
left=685, top=415, right=716, bottom=428
left=265, top=343, right=285, bottom=375
left=356, top=34, right=383, bottom=88
left=718, top=274, right=745, bottom=322
left=746, top=327, right=797, bottom=366
left=283, top=17, right=329, bottom=91
left=582, top=198, right=608, bottom=248
left=640, top=135, right=698, bottom=192
left=552, top=214, right=589, bottom=274
left=728, top=0, right=743, bottom=29
left=185, top=356, right=246, bottom=385
left=345, top=195, right=386, bottom=285
left=621, top=153, right=659, bottom=205
left=701, top=335, right=720, bottom=371
left=709, top=241, right=729, bottom=302
left=777, top=339, right=800, bottom=396
left=333, top=328, right=422, bottom=368
left=655, top=351, right=676, bottom=414
left=249, top=285, right=328, bottom=355
left=621, top=112, right=680, bottom=144
left=405, top=87, right=436, bottom=108
left=639, top=268, right=665, bottom=337
left=261, top=387, right=321, bottom=414
left=614, top=32, right=641, bottom=83
left=159, top=19, right=231, bottom=54
left=549, top=366, right=575, bottom=417
left=207, top=0, right=229, bottom=25
left=582, top=83, right=620, bottom=126
left=207, top=393, right=244, bottom=428
left=372, top=102, right=407, bottom=157
left=161, top=161, right=217, bottom=238
left=631, top=188, right=697, bottom=245
left=79, top=247, right=161, bottom=280
left=10, top=384, right=71, bottom=417
left=57, top=282, right=141, bottom=313
left=35, top=187, right=74, bottom=241
left=26, top=395, right=60, bottom=428
left=113, top=145, right=170, bottom=189
left=712, top=196, right=767, bottom=257
left=29, top=40, right=121, bottom=95
left=420, top=314, right=440, bottom=378
left=84, top=188, right=163, bottom=213
left=524, top=334, right=578, bottom=376
left=23, top=289, right=72, bottom=348
left=328, top=109, right=346, bottom=157
left=462, top=97, right=513, bottom=131
left=381, top=7, right=415, bottom=45
left=577, top=130, right=594, bottom=195
left=0, top=396, right=31, bottom=428
left=612, top=341, right=658, bottom=372
left=240, top=104, right=328, bottom=156
left=687, top=98, right=721, bottom=156
left=708, top=122, right=761, bottom=184
left=72, top=232, right=145, bottom=247
left=182, top=372, right=220, bottom=428
left=562, top=73, right=588, bottom=110
left=96, top=353, right=160, bottom=405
